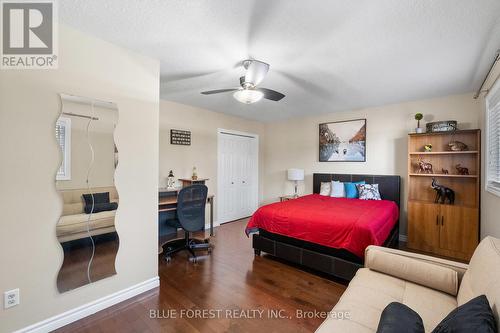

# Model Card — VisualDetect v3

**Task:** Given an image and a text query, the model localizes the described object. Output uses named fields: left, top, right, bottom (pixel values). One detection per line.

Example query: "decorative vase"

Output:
left=415, top=127, right=424, bottom=134
left=192, top=166, right=198, bottom=180
left=167, top=170, right=175, bottom=188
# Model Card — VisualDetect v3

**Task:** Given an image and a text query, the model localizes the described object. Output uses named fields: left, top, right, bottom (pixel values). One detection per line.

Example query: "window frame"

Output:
left=56, top=116, right=72, bottom=181
left=485, top=78, right=500, bottom=197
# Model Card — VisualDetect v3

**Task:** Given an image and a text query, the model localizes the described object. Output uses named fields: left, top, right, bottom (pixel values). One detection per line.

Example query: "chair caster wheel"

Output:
left=165, top=256, right=171, bottom=263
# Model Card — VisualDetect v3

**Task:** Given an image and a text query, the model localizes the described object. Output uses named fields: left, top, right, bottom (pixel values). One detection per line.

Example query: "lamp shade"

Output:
left=287, top=168, right=304, bottom=181
left=233, top=89, right=264, bottom=104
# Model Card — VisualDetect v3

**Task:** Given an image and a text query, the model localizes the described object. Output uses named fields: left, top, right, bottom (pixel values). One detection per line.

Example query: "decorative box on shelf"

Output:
left=425, top=120, right=458, bottom=133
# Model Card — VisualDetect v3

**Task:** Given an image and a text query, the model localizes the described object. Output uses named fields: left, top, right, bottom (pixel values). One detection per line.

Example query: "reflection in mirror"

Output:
left=56, top=94, right=119, bottom=293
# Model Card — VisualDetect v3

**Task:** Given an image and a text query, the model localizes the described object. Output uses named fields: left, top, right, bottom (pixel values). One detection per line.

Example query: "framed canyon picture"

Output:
left=319, top=119, right=366, bottom=162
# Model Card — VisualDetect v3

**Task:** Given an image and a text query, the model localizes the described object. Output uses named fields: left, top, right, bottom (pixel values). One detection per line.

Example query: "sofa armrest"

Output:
left=365, top=246, right=469, bottom=296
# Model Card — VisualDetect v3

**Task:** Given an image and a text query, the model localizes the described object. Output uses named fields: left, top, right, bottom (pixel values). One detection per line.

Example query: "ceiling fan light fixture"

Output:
left=233, top=89, right=264, bottom=104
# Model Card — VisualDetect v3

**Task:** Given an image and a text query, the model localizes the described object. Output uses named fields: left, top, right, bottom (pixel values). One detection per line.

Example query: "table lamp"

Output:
left=287, top=168, right=304, bottom=198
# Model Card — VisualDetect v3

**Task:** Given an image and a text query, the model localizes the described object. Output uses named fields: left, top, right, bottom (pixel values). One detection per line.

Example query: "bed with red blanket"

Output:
left=248, top=173, right=401, bottom=280
left=246, top=194, right=398, bottom=258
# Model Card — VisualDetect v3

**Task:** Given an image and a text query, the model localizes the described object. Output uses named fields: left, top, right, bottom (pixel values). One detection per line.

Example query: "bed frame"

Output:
left=253, top=173, right=401, bottom=281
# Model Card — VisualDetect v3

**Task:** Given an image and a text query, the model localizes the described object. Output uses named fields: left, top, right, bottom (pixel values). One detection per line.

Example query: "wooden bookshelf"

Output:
left=407, top=129, right=480, bottom=261
left=409, top=173, right=478, bottom=178
left=409, top=151, right=479, bottom=155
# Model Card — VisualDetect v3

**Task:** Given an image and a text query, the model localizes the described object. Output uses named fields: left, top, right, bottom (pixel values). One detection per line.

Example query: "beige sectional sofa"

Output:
left=316, top=236, right=500, bottom=332
left=57, top=186, right=118, bottom=243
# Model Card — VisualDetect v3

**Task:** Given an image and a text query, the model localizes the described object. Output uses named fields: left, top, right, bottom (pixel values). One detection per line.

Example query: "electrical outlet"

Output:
left=4, top=289, right=19, bottom=309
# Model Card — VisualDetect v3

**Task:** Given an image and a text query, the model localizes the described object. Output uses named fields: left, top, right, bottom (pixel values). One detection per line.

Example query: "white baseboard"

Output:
left=15, top=276, right=159, bottom=333
left=399, top=234, right=408, bottom=242
left=205, top=220, right=221, bottom=230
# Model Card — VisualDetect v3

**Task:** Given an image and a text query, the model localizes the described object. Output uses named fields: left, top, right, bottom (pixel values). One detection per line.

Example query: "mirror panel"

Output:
left=55, top=94, right=119, bottom=293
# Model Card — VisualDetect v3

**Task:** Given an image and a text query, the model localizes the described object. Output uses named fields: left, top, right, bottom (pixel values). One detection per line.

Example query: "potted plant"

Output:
left=415, top=113, right=424, bottom=133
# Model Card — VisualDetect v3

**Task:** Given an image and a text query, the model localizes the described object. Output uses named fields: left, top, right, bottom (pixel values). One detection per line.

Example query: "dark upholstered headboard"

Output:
left=313, top=173, right=401, bottom=207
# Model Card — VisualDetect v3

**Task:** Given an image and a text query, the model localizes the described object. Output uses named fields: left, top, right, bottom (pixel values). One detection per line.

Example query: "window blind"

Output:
left=55, top=121, right=66, bottom=177
left=486, top=78, right=500, bottom=196
left=55, top=117, right=71, bottom=180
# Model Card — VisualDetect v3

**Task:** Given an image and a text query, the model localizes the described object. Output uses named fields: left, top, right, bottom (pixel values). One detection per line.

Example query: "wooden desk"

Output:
left=158, top=194, right=215, bottom=237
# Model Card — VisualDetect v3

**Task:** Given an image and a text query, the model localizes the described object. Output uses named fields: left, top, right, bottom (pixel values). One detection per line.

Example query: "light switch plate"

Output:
left=4, top=289, right=19, bottom=309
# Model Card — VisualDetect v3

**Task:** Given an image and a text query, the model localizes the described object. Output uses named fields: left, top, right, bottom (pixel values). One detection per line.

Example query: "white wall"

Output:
left=263, top=93, right=481, bottom=236
left=159, top=100, right=266, bottom=223
left=0, top=24, right=159, bottom=332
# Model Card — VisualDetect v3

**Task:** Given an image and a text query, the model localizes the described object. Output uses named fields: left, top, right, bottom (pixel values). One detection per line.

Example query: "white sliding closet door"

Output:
left=217, top=129, right=259, bottom=224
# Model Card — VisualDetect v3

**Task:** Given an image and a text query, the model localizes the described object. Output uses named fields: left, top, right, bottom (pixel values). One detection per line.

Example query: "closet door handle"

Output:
left=441, top=216, right=444, bottom=226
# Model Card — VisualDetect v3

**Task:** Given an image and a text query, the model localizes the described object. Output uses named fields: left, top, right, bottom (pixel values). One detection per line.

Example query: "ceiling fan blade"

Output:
left=257, top=88, right=285, bottom=101
left=244, top=60, right=269, bottom=86
left=201, top=89, right=238, bottom=95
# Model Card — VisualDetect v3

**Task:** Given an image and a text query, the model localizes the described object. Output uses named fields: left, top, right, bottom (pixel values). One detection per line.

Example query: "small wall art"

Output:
left=170, top=129, right=191, bottom=145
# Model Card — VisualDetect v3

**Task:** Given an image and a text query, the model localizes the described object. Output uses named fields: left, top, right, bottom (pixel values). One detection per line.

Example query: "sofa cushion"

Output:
left=403, top=281, right=457, bottom=332
left=457, top=237, right=500, bottom=328
left=432, top=295, right=497, bottom=333
left=376, top=302, right=424, bottom=333
left=82, top=192, right=110, bottom=205
left=365, top=248, right=459, bottom=295
left=62, top=202, right=85, bottom=216
left=56, top=210, right=116, bottom=237
left=60, top=186, right=118, bottom=215
left=84, top=202, right=118, bottom=214
left=315, top=268, right=457, bottom=333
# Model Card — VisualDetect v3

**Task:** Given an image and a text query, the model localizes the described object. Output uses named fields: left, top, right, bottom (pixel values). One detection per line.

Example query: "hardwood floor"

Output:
left=55, top=219, right=347, bottom=333
left=57, top=233, right=119, bottom=292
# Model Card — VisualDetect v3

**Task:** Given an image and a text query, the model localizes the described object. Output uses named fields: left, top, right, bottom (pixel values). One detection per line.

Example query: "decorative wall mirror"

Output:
left=55, top=93, right=119, bottom=293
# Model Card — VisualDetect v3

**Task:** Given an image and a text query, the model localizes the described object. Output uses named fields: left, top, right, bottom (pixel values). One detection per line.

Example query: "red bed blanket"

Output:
left=245, top=194, right=399, bottom=258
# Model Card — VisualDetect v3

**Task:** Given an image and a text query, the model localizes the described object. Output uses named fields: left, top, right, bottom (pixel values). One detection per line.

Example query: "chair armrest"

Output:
left=365, top=246, right=469, bottom=296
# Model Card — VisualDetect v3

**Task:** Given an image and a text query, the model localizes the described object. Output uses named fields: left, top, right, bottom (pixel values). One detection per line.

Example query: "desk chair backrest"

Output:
left=177, top=185, right=208, bottom=232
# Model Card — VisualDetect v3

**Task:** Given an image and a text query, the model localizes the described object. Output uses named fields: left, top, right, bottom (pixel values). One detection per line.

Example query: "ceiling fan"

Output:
left=201, top=59, right=285, bottom=104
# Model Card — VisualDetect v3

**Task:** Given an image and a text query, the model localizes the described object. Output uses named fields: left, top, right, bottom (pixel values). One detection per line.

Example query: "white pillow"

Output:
left=319, top=182, right=331, bottom=196
left=330, top=181, right=345, bottom=198
left=357, top=184, right=382, bottom=200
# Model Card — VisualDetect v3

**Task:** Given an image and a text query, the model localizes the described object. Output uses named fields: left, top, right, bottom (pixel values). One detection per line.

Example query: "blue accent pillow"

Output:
left=344, top=181, right=365, bottom=198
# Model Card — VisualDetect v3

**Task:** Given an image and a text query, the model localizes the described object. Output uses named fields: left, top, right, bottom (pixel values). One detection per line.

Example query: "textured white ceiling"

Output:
left=60, top=0, right=500, bottom=122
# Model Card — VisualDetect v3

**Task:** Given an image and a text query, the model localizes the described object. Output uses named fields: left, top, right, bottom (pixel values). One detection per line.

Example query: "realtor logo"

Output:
left=1, top=0, right=58, bottom=69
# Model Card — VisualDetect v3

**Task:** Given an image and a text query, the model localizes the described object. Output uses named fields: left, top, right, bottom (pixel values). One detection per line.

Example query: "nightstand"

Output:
left=279, top=195, right=299, bottom=202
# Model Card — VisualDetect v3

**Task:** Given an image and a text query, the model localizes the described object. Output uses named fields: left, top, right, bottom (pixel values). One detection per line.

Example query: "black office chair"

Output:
left=163, top=185, right=212, bottom=263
